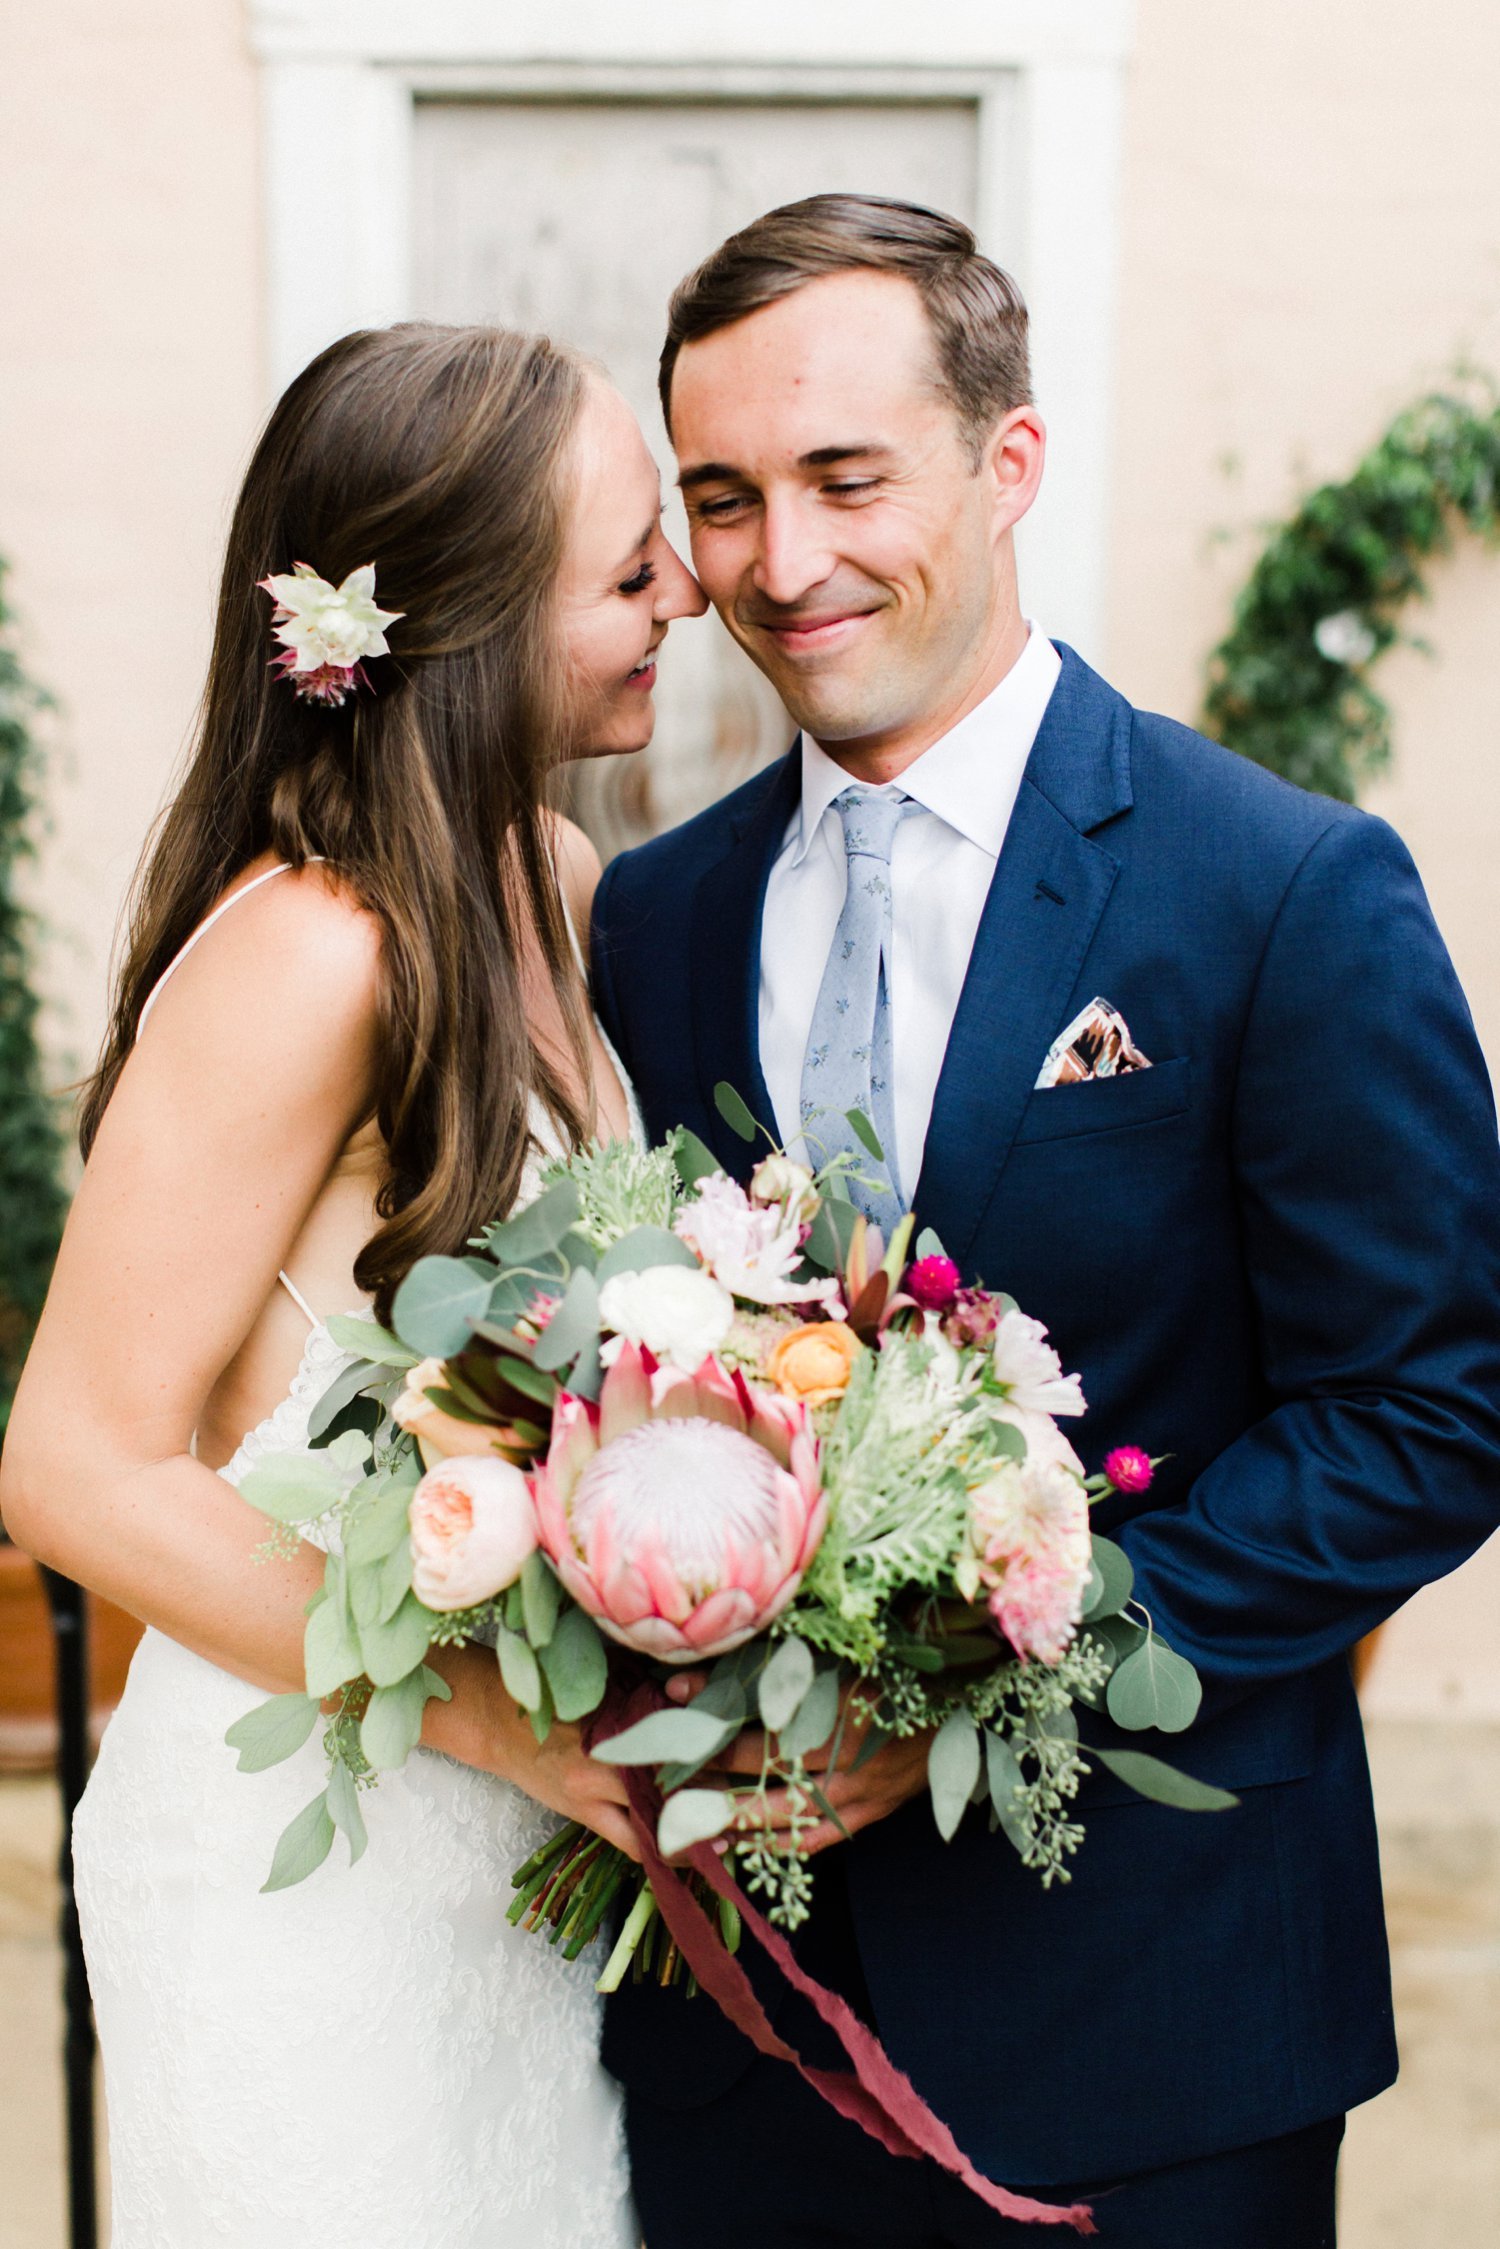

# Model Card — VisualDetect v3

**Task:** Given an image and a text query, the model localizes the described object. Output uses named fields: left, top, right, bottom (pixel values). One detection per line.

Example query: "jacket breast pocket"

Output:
left=1015, top=1055, right=1191, bottom=1145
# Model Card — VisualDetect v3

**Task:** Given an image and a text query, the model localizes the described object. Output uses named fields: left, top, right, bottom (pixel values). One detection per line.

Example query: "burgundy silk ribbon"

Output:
left=621, top=1767, right=1096, bottom=2235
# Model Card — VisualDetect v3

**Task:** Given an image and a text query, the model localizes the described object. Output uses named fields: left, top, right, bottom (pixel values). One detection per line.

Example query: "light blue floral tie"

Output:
left=799, top=787, right=919, bottom=1230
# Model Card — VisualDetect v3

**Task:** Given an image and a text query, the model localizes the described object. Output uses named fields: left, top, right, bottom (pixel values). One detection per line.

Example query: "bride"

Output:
left=1, top=321, right=704, bottom=2245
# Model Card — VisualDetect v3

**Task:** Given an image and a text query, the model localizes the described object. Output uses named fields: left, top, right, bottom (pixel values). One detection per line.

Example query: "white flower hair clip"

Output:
left=257, top=561, right=403, bottom=707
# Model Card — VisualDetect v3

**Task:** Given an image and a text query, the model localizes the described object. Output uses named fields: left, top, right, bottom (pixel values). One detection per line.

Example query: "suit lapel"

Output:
left=913, top=647, right=1134, bottom=1271
left=688, top=750, right=800, bottom=1179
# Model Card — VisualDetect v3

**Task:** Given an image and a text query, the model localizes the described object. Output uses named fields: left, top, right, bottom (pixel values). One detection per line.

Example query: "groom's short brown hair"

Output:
left=659, top=194, right=1031, bottom=466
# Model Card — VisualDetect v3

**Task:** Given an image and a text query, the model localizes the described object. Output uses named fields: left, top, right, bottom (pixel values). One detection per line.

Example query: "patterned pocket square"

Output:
left=1035, top=998, right=1152, bottom=1089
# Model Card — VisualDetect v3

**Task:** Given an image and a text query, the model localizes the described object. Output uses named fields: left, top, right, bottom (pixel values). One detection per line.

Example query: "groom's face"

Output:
left=669, top=270, right=1032, bottom=754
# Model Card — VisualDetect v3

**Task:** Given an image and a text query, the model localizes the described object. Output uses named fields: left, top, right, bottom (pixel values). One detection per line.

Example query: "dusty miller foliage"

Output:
left=1202, top=386, right=1500, bottom=802
left=0, top=556, right=69, bottom=1460
left=540, top=1136, right=681, bottom=1248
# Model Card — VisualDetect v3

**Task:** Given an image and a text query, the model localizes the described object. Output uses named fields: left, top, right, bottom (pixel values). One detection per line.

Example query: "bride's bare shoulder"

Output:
left=136, top=857, right=383, bottom=1067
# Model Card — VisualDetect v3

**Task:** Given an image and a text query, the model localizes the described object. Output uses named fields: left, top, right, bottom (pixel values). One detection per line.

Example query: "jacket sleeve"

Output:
left=588, top=852, right=630, bottom=1070
left=1120, top=811, right=1500, bottom=1709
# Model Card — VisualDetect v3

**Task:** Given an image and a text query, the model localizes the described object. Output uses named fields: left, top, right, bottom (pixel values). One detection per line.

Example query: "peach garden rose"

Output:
left=767, top=1319, right=863, bottom=1407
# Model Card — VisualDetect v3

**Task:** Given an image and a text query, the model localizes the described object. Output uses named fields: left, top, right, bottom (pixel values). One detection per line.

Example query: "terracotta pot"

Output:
left=0, top=1541, right=145, bottom=1772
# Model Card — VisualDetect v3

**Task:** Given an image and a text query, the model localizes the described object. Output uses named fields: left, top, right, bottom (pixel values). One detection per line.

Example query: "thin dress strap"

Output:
left=136, top=858, right=326, bottom=1034
left=276, top=1270, right=321, bottom=1329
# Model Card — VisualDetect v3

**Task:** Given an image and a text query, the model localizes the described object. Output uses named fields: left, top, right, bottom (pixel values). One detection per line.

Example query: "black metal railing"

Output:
left=40, top=1569, right=98, bottom=2249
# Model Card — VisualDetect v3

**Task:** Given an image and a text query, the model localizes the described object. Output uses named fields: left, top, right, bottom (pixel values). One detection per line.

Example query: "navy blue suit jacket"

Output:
left=589, top=644, right=1500, bottom=2183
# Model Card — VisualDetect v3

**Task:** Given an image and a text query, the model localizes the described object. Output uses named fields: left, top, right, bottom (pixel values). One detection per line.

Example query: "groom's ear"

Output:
left=980, top=403, right=1047, bottom=539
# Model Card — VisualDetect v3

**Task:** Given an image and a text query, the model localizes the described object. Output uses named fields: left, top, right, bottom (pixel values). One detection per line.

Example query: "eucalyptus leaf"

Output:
left=713, top=1081, right=759, bottom=1143
left=375, top=1534, right=413, bottom=1623
left=358, top=1592, right=433, bottom=1689
left=844, top=1107, right=884, bottom=1161
left=928, top=1709, right=981, bottom=1842
left=595, top=1226, right=699, bottom=1286
left=567, top=1330, right=604, bottom=1403
left=1082, top=1535, right=1135, bottom=1623
left=392, top=1255, right=492, bottom=1357
left=497, top=1625, right=544, bottom=1711
left=593, top=1706, right=739, bottom=1767
left=312, top=1393, right=383, bottom=1450
left=304, top=1589, right=362, bottom=1699
left=672, top=1127, right=722, bottom=1187
left=307, top=1357, right=383, bottom=1443
left=537, top=1605, right=608, bottom=1722
left=777, top=1666, right=842, bottom=1759
left=487, top=1178, right=583, bottom=1267
left=1106, top=1636, right=1203, bottom=1734
left=342, top=1479, right=416, bottom=1570
left=360, top=1670, right=428, bottom=1770
left=519, top=1551, right=560, bottom=1649
left=326, top=1429, right=373, bottom=1475
left=1091, top=1747, right=1239, bottom=1813
left=914, top=1227, right=947, bottom=1262
left=224, top=1692, right=320, bottom=1774
left=985, top=1729, right=1033, bottom=1854
left=657, top=1787, right=736, bottom=1859
left=1081, top=1614, right=1146, bottom=1674
left=261, top=1791, right=336, bottom=1892
left=758, top=1636, right=815, bottom=1734
left=327, top=1756, right=369, bottom=1864
left=323, top=1314, right=419, bottom=1369
left=239, top=1450, right=341, bottom=1526
left=532, top=1266, right=601, bottom=1375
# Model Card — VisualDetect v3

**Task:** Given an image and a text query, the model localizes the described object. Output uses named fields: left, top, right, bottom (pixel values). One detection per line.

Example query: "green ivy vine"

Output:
left=0, top=555, right=69, bottom=1455
left=1201, top=387, right=1500, bottom=801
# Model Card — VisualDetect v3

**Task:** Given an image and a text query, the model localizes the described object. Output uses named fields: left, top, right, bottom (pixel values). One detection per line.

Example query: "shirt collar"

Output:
left=789, top=623, right=1062, bottom=866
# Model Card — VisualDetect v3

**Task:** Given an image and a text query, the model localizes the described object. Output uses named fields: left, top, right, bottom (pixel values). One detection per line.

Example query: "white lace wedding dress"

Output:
left=72, top=866, right=640, bottom=2248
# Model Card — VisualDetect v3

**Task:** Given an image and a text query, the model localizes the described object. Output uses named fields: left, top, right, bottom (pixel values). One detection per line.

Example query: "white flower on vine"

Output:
left=1313, top=610, right=1377, bottom=668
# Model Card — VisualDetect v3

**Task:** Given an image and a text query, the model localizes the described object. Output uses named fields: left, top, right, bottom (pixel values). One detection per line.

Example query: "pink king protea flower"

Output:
left=531, top=1343, right=827, bottom=1664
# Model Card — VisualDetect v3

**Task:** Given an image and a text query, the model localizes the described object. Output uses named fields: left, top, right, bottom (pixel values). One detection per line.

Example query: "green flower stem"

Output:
left=562, top=1859, right=629, bottom=1960
left=510, top=1820, right=581, bottom=1892
left=595, top=1880, right=658, bottom=1994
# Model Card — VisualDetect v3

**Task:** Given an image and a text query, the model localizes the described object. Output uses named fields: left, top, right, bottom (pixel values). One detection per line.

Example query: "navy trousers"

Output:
left=621, top=1863, right=1344, bottom=2249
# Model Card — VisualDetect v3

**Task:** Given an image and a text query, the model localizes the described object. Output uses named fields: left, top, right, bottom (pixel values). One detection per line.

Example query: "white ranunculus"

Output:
left=598, top=1264, right=736, bottom=1372
left=991, top=1310, right=1087, bottom=1418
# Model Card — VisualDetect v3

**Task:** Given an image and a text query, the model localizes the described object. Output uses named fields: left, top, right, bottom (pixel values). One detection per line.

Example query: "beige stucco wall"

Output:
left=0, top=0, right=1496, bottom=1703
left=0, top=0, right=261, bottom=1072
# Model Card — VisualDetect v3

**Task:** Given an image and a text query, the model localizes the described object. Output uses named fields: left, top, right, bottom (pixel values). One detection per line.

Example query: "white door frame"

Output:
left=245, top=0, right=1134, bottom=656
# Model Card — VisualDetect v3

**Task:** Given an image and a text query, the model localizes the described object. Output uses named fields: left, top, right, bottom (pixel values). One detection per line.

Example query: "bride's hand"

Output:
left=424, top=1643, right=641, bottom=1860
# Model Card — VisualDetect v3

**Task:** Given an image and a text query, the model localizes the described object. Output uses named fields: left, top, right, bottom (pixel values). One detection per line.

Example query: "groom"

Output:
left=590, top=196, right=1500, bottom=2245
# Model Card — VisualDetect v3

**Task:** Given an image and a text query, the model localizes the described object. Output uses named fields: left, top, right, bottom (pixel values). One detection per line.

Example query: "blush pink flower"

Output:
left=408, top=1455, right=538, bottom=1611
left=674, top=1173, right=840, bottom=1311
left=905, top=1254, right=962, bottom=1312
left=1103, top=1445, right=1154, bottom=1494
left=968, top=1455, right=1092, bottom=1665
left=531, top=1344, right=826, bottom=1663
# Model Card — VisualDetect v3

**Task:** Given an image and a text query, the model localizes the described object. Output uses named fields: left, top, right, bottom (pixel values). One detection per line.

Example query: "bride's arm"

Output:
left=0, top=871, right=382, bottom=1689
left=0, top=869, right=639, bottom=1855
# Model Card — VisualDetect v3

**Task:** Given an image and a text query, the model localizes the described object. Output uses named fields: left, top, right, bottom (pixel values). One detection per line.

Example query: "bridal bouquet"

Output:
left=227, top=1089, right=1231, bottom=1950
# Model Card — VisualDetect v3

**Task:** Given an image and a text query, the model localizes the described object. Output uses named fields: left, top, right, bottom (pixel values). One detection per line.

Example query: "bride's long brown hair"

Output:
left=80, top=322, right=593, bottom=1321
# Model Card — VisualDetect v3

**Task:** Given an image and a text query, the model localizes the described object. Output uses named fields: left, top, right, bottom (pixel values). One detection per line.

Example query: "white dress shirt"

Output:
left=758, top=625, right=1062, bottom=1196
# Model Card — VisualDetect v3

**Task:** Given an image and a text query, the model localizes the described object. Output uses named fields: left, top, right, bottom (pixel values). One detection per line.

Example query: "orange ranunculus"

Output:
left=767, top=1321, right=862, bottom=1408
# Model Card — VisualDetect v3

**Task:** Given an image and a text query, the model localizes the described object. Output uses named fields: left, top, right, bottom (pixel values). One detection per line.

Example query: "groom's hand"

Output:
left=667, top=1675, right=930, bottom=1855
